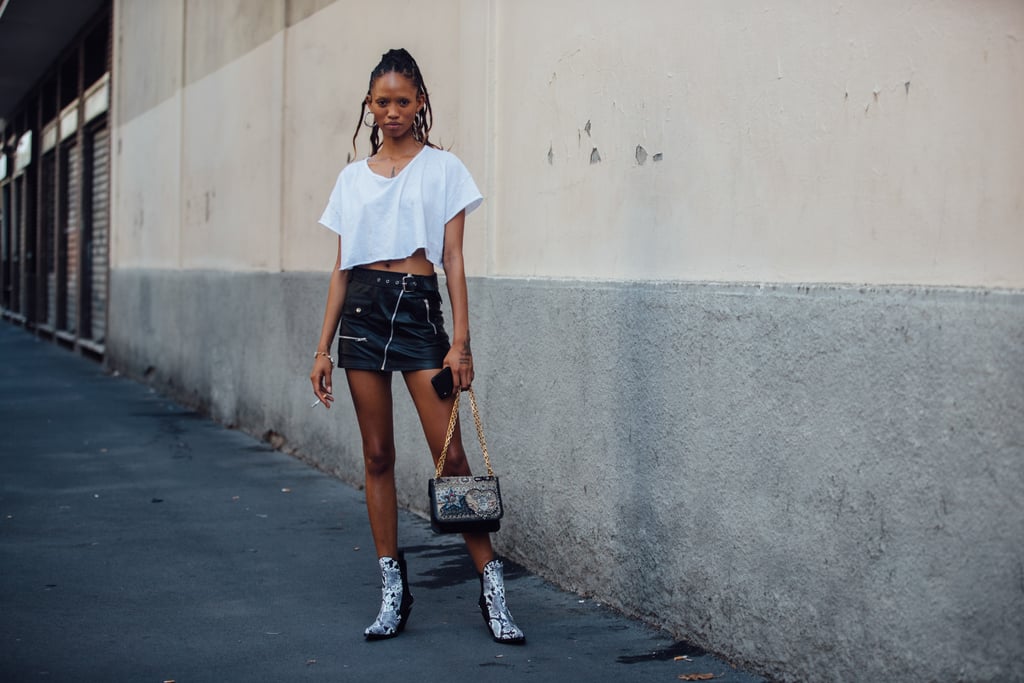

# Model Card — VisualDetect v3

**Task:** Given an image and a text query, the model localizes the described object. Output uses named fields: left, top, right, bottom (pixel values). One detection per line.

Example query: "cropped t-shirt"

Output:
left=318, top=145, right=483, bottom=271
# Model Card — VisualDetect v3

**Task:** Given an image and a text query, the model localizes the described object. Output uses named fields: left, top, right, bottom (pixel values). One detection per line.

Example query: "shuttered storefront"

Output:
left=0, top=181, right=9, bottom=312
left=84, top=124, right=108, bottom=343
left=1, top=4, right=110, bottom=358
left=7, top=177, right=23, bottom=316
left=59, top=141, right=80, bottom=336
left=41, top=151, right=57, bottom=328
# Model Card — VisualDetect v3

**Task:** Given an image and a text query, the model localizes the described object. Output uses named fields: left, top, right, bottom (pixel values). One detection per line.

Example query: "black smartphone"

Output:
left=431, top=367, right=454, bottom=399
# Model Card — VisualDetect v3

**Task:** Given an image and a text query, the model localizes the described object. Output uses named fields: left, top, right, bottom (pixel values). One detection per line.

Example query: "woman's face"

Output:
left=366, top=72, right=424, bottom=142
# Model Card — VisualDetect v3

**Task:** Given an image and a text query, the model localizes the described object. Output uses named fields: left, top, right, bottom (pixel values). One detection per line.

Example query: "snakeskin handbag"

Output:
left=428, top=387, right=504, bottom=534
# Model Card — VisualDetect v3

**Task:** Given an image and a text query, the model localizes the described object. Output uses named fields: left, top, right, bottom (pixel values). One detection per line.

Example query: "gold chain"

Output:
left=434, top=387, right=494, bottom=479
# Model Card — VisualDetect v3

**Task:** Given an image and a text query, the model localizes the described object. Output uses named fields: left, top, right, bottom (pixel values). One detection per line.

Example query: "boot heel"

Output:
left=396, top=551, right=414, bottom=631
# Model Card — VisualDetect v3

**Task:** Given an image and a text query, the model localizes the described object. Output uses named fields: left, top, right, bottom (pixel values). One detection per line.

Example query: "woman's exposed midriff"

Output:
left=360, top=247, right=434, bottom=276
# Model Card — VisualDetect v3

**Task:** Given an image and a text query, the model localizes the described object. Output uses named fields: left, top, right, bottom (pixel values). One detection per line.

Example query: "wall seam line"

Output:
left=177, top=0, right=187, bottom=269
left=278, top=17, right=287, bottom=273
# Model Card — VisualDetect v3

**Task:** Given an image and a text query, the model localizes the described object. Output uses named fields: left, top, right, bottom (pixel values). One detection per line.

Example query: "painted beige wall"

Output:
left=113, top=0, right=1024, bottom=285
left=492, top=0, right=1024, bottom=286
left=111, top=0, right=184, bottom=270
left=179, top=35, right=284, bottom=271
left=114, top=0, right=288, bottom=271
left=113, top=95, right=184, bottom=268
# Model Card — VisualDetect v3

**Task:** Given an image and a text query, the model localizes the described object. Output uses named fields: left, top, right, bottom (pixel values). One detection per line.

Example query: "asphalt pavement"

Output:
left=0, top=323, right=768, bottom=682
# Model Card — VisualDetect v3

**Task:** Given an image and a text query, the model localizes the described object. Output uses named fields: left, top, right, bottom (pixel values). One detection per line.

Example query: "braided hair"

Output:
left=352, top=48, right=437, bottom=158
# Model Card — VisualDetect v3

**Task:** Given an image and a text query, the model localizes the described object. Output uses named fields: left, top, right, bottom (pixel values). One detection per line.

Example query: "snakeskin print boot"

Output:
left=479, top=559, right=525, bottom=644
left=364, top=552, right=413, bottom=640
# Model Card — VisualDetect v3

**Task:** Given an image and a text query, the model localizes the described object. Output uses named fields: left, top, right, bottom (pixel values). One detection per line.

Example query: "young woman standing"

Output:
left=309, top=49, right=524, bottom=644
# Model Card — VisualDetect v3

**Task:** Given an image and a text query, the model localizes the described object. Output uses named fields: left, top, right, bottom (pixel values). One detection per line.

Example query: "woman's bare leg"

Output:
left=402, top=369, right=495, bottom=573
left=346, top=369, right=399, bottom=559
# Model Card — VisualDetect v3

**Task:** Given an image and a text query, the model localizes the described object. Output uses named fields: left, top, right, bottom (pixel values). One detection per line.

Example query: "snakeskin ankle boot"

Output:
left=479, top=559, right=525, bottom=644
left=364, top=552, right=413, bottom=640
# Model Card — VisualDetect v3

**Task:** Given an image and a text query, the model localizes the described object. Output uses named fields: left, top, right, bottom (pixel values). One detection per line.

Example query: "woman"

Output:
left=309, top=48, right=524, bottom=644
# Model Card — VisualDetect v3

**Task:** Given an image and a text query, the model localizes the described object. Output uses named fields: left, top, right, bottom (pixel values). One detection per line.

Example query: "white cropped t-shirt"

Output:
left=318, top=145, right=483, bottom=271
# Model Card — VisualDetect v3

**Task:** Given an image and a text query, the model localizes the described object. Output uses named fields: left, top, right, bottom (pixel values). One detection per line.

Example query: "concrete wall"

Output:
left=108, top=1, right=1024, bottom=681
left=109, top=269, right=1024, bottom=682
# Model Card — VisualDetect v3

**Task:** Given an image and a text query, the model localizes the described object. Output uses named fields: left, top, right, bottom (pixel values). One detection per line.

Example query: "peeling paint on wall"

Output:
left=635, top=145, right=648, bottom=165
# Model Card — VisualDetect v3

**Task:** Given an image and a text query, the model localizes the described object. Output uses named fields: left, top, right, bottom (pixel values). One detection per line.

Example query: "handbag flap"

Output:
left=430, top=475, right=503, bottom=522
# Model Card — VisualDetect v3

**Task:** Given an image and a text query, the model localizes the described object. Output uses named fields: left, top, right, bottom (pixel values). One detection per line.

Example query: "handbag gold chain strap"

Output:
left=435, top=387, right=495, bottom=479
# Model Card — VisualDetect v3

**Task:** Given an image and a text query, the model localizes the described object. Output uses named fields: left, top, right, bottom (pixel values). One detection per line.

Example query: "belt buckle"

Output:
left=401, top=274, right=415, bottom=293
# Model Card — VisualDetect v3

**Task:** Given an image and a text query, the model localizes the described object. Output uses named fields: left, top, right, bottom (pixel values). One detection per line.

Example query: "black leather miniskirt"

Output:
left=337, top=267, right=450, bottom=372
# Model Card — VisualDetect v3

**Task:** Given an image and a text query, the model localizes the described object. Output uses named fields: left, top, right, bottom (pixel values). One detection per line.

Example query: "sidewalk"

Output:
left=0, top=324, right=768, bottom=682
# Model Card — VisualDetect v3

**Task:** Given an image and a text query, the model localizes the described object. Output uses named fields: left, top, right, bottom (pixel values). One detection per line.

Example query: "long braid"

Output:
left=351, top=48, right=436, bottom=159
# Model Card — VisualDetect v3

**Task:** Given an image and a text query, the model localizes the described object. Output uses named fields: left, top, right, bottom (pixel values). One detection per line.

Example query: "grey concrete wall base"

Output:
left=108, top=269, right=1024, bottom=683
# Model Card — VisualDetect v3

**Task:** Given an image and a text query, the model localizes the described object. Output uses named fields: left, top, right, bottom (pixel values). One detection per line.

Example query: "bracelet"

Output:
left=314, top=350, right=335, bottom=365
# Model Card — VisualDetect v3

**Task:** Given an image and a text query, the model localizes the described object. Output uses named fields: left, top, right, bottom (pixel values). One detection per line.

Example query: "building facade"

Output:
left=0, top=0, right=112, bottom=356
left=3, top=2, right=1022, bottom=681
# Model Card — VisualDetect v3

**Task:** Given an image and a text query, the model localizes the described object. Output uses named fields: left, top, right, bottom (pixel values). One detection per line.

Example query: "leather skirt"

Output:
left=337, top=268, right=450, bottom=372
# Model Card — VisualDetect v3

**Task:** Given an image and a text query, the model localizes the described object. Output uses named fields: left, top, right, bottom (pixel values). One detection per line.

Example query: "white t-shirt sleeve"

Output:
left=444, top=154, right=483, bottom=223
left=318, top=170, right=345, bottom=237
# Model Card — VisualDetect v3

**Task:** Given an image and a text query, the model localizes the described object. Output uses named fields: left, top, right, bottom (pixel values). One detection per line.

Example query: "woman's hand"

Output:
left=310, top=239, right=346, bottom=410
left=309, top=355, right=336, bottom=409
left=444, top=337, right=474, bottom=392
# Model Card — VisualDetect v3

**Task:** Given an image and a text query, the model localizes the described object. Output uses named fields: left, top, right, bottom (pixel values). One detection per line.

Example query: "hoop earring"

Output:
left=363, top=111, right=376, bottom=128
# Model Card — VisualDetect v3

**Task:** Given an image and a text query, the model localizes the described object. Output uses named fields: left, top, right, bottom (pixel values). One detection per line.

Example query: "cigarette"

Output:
left=310, top=399, right=322, bottom=408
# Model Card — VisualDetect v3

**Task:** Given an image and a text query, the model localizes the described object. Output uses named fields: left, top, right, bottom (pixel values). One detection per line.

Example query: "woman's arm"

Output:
left=309, top=237, right=348, bottom=409
left=441, top=210, right=474, bottom=390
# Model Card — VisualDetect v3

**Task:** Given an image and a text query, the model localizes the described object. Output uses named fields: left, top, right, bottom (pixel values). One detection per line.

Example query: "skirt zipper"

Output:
left=380, top=290, right=404, bottom=370
left=425, top=300, right=437, bottom=335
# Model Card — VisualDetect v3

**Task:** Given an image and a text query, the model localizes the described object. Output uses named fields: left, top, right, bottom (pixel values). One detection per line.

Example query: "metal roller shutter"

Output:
left=1, top=183, right=11, bottom=311
left=60, top=142, right=80, bottom=334
left=11, top=176, right=23, bottom=316
left=41, top=152, right=57, bottom=328
left=86, top=125, right=109, bottom=343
